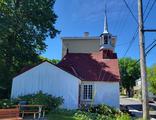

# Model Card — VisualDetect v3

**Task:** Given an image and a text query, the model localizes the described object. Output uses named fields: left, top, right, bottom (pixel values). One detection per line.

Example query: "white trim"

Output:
left=61, top=36, right=116, bottom=40
left=81, top=84, right=94, bottom=102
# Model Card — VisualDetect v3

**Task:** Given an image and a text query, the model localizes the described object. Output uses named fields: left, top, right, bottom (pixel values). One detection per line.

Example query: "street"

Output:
left=120, top=96, right=156, bottom=119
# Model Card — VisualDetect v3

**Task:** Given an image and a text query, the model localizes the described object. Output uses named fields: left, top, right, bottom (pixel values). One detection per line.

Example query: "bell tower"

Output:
left=100, top=9, right=115, bottom=52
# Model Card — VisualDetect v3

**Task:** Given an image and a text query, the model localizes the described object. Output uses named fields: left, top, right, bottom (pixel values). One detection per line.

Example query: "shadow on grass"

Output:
left=47, top=111, right=77, bottom=120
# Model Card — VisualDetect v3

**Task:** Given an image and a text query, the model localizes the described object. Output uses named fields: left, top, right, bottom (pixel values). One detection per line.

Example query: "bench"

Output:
left=0, top=108, right=23, bottom=120
left=19, top=105, right=44, bottom=119
left=42, top=109, right=49, bottom=118
left=20, top=111, right=40, bottom=119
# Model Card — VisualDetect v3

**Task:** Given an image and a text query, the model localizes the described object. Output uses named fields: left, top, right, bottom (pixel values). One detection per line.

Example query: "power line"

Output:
left=123, top=28, right=138, bottom=57
left=122, top=0, right=139, bottom=24
left=144, top=0, right=156, bottom=22
left=145, top=39, right=156, bottom=50
left=146, top=41, right=156, bottom=55
left=133, top=39, right=156, bottom=65
left=114, top=0, right=135, bottom=34
left=144, top=0, right=151, bottom=14
left=122, top=0, right=155, bottom=57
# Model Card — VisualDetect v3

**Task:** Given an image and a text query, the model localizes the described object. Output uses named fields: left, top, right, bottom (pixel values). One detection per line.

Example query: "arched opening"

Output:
left=104, top=36, right=108, bottom=44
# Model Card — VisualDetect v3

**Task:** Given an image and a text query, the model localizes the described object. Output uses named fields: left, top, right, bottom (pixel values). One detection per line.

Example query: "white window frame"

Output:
left=81, top=84, right=94, bottom=101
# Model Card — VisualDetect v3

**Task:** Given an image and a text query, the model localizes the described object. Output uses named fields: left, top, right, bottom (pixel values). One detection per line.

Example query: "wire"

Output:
left=146, top=41, right=156, bottom=55
left=144, top=0, right=156, bottom=22
left=145, top=39, right=156, bottom=50
left=116, top=42, right=132, bottom=47
left=144, top=0, right=151, bottom=14
left=122, top=0, right=139, bottom=25
left=122, top=0, right=155, bottom=57
left=123, top=28, right=138, bottom=57
left=133, top=39, right=156, bottom=65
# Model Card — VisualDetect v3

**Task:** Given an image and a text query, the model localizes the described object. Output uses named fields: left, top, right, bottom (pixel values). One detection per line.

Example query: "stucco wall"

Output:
left=81, top=81, right=120, bottom=108
left=62, top=37, right=116, bottom=57
left=11, top=62, right=80, bottom=109
left=62, top=39, right=100, bottom=57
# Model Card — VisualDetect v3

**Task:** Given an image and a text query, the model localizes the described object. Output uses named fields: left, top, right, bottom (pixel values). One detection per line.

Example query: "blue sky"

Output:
left=42, top=0, right=156, bottom=67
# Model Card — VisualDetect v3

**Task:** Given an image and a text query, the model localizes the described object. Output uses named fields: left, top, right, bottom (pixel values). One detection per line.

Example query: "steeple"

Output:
left=103, top=9, right=109, bottom=34
left=99, top=7, right=116, bottom=52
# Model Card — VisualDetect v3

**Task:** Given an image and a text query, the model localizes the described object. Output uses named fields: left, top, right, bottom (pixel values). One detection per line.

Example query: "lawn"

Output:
left=47, top=111, right=78, bottom=120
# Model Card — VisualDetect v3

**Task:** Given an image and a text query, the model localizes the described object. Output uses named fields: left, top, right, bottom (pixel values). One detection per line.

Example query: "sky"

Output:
left=42, top=0, right=156, bottom=67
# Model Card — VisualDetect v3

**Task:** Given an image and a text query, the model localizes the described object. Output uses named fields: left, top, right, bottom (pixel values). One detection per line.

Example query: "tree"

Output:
left=0, top=0, right=59, bottom=98
left=39, top=56, right=60, bottom=64
left=147, top=65, right=156, bottom=95
left=119, top=58, right=140, bottom=97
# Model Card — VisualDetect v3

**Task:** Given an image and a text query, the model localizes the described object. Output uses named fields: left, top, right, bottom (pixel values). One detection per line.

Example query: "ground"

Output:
left=22, top=111, right=77, bottom=120
left=47, top=111, right=76, bottom=120
left=120, top=96, right=156, bottom=119
left=22, top=96, right=156, bottom=120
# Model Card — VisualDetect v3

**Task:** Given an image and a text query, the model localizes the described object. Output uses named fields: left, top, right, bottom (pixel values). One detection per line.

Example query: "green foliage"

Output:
left=13, top=91, right=64, bottom=111
left=47, top=108, right=131, bottom=120
left=119, top=57, right=140, bottom=96
left=39, top=56, right=60, bottom=64
left=0, top=99, right=16, bottom=109
left=116, top=113, right=131, bottom=120
left=147, top=64, right=156, bottom=95
left=74, top=110, right=115, bottom=120
left=74, top=110, right=130, bottom=120
left=0, top=0, right=59, bottom=98
left=88, top=104, right=118, bottom=116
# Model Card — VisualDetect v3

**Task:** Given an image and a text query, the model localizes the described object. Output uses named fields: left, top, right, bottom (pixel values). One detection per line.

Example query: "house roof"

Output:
left=15, top=50, right=120, bottom=82
left=13, top=61, right=55, bottom=78
left=57, top=51, right=120, bottom=82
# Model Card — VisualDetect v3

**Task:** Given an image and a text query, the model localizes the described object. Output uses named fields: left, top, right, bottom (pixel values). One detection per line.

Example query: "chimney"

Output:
left=84, top=32, right=89, bottom=37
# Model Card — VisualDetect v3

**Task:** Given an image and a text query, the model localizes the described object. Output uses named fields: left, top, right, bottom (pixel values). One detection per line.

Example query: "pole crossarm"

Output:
left=143, top=29, right=156, bottom=32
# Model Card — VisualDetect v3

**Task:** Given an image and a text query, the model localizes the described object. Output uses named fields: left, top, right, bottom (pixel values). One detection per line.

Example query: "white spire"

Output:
left=103, top=7, right=109, bottom=34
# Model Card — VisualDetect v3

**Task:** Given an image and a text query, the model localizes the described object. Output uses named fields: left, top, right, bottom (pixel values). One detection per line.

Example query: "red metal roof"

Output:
left=15, top=50, right=120, bottom=82
left=57, top=50, right=120, bottom=82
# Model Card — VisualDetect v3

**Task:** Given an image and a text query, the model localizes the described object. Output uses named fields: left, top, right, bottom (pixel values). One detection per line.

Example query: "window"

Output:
left=82, top=85, right=93, bottom=100
left=104, top=36, right=108, bottom=44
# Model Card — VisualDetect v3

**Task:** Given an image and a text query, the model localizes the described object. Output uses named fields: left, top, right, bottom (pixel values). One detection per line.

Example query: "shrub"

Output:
left=13, top=91, right=64, bottom=111
left=116, top=113, right=131, bottom=120
left=88, top=104, right=118, bottom=116
left=0, top=99, right=16, bottom=109
left=74, top=110, right=116, bottom=120
left=77, top=104, right=131, bottom=120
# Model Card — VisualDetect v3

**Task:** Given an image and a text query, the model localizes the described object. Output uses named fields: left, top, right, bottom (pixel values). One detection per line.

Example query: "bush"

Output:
left=88, top=104, right=118, bottom=116
left=116, top=113, right=131, bottom=120
left=77, top=104, right=131, bottom=120
left=74, top=110, right=131, bottom=120
left=13, top=91, right=64, bottom=111
left=74, top=110, right=116, bottom=120
left=0, top=99, right=16, bottom=109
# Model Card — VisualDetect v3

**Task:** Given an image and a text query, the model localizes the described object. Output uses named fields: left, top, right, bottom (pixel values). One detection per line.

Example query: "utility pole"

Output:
left=138, top=0, right=149, bottom=119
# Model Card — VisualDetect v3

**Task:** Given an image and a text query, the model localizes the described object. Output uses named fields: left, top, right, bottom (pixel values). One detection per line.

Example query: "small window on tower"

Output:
left=104, top=36, right=108, bottom=44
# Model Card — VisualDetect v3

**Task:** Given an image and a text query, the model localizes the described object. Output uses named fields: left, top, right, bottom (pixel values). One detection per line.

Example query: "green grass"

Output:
left=48, top=113, right=76, bottom=120
left=47, top=110, right=78, bottom=120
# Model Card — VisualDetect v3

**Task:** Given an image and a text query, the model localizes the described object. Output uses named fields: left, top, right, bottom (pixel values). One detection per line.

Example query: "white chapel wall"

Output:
left=81, top=81, right=120, bottom=108
left=11, top=62, right=80, bottom=109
